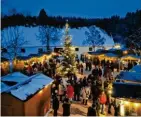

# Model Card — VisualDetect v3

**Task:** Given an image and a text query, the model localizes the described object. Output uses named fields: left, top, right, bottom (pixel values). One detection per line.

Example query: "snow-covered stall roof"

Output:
left=112, top=82, right=141, bottom=100
left=105, top=53, right=118, bottom=58
left=3, top=73, right=53, bottom=101
left=130, top=65, right=141, bottom=73
left=119, top=71, right=141, bottom=83
left=121, top=54, right=140, bottom=60
left=1, top=82, right=10, bottom=93
left=1, top=72, right=29, bottom=83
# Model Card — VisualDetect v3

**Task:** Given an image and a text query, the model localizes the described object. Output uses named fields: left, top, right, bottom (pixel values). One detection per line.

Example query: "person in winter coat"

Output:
left=83, top=76, right=87, bottom=87
left=81, top=86, right=91, bottom=105
left=66, top=83, right=74, bottom=101
left=92, top=66, right=99, bottom=79
left=27, top=64, right=33, bottom=76
left=52, top=96, right=59, bottom=116
left=88, top=61, right=92, bottom=71
left=62, top=98, right=71, bottom=116
left=85, top=61, right=88, bottom=71
left=113, top=99, right=120, bottom=116
left=51, top=84, right=58, bottom=97
left=58, top=83, right=65, bottom=102
left=74, top=81, right=81, bottom=101
left=80, top=63, right=84, bottom=75
left=94, top=98, right=100, bottom=116
left=99, top=91, right=107, bottom=114
left=87, top=103, right=97, bottom=116
left=98, top=66, right=102, bottom=78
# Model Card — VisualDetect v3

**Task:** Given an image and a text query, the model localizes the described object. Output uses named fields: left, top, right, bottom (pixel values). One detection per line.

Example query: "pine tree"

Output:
left=56, top=20, right=77, bottom=77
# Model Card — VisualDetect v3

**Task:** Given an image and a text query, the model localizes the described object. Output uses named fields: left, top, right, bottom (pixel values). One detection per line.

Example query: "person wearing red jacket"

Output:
left=99, top=91, right=107, bottom=114
left=66, top=83, right=74, bottom=101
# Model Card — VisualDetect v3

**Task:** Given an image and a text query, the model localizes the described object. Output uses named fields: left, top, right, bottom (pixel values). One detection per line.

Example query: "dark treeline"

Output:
left=1, top=9, right=141, bottom=37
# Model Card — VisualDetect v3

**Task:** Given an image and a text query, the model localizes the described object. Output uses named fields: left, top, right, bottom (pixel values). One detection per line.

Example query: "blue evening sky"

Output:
left=2, top=0, right=141, bottom=18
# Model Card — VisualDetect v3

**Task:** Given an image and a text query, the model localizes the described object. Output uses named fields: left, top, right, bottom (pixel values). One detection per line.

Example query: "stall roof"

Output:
left=121, top=54, right=140, bottom=60
left=105, top=53, right=118, bottom=58
left=108, top=47, right=128, bottom=51
left=88, top=51, right=104, bottom=55
left=130, top=65, right=141, bottom=73
left=16, top=56, right=31, bottom=60
left=112, top=82, right=141, bottom=100
left=28, top=54, right=42, bottom=57
left=1, top=57, right=9, bottom=62
left=1, top=72, right=29, bottom=83
left=1, top=82, right=10, bottom=93
left=3, top=73, right=53, bottom=101
left=118, top=71, right=141, bottom=83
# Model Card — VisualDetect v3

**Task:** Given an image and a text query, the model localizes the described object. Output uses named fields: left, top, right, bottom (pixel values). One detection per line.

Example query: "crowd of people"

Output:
left=22, top=58, right=57, bottom=77
left=50, top=57, right=123, bottom=116
left=10, top=55, right=138, bottom=116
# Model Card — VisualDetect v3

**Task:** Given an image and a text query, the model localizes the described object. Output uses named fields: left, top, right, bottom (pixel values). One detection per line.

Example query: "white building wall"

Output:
left=2, top=46, right=113, bottom=59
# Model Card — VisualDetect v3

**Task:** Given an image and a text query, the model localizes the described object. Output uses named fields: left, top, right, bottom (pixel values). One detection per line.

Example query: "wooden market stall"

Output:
left=112, top=82, right=141, bottom=116
left=13, top=52, right=52, bottom=72
left=1, top=73, right=53, bottom=116
left=87, top=51, right=119, bottom=63
left=113, top=68, right=141, bottom=116
left=13, top=56, right=30, bottom=71
left=121, top=54, right=140, bottom=61
left=1, top=57, right=10, bottom=76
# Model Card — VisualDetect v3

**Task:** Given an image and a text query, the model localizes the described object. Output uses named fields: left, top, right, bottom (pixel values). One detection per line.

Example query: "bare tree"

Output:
left=36, top=26, right=61, bottom=51
left=83, top=26, right=106, bottom=51
left=1, top=26, right=28, bottom=60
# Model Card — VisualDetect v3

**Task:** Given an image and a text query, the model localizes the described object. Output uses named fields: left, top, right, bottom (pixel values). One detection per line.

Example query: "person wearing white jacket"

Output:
left=81, top=86, right=91, bottom=105
left=58, top=83, right=65, bottom=102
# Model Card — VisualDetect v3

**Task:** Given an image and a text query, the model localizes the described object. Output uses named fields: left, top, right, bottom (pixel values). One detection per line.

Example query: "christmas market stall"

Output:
left=104, top=53, right=119, bottom=61
left=28, top=52, right=52, bottom=64
left=112, top=68, right=141, bottom=116
left=121, top=54, right=140, bottom=61
left=1, top=57, right=10, bottom=76
left=13, top=56, right=30, bottom=72
left=1, top=73, right=53, bottom=116
left=112, top=82, right=141, bottom=116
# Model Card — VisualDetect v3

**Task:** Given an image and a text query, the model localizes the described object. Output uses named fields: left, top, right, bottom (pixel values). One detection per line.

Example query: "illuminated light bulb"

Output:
left=45, top=85, right=48, bottom=88
left=39, top=90, right=43, bottom=94
left=124, top=101, right=129, bottom=105
left=108, top=90, right=112, bottom=94
left=120, top=104, right=125, bottom=116
left=134, top=103, right=139, bottom=108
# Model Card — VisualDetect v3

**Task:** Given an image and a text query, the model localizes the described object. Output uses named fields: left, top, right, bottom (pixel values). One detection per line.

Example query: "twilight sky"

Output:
left=2, top=0, right=141, bottom=18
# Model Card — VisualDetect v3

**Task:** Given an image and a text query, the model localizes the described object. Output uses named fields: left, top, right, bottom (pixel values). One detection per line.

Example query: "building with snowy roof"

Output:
left=112, top=66, right=141, bottom=116
left=1, top=73, right=53, bottom=116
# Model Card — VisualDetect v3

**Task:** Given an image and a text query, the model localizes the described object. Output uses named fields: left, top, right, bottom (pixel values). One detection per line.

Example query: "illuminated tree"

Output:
left=56, top=21, right=77, bottom=77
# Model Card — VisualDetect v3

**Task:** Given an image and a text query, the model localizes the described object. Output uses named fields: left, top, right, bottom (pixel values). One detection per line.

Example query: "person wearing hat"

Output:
left=87, top=103, right=97, bottom=116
